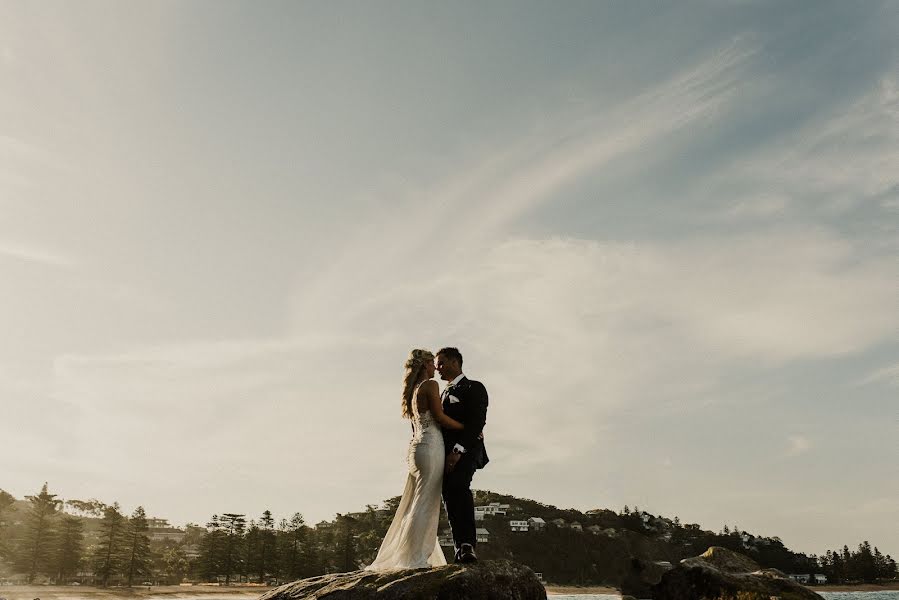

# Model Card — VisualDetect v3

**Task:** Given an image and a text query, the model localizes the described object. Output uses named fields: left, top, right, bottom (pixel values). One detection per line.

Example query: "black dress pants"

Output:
left=442, top=454, right=477, bottom=551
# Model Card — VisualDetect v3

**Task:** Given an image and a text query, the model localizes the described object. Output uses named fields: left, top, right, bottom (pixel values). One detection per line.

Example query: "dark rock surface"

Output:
left=257, top=559, right=546, bottom=600
left=619, top=557, right=672, bottom=599
left=652, top=546, right=824, bottom=600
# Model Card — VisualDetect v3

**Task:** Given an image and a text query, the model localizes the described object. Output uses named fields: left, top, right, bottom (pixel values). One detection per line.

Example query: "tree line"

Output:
left=0, top=484, right=153, bottom=586
left=2, top=485, right=896, bottom=586
left=819, top=542, right=898, bottom=584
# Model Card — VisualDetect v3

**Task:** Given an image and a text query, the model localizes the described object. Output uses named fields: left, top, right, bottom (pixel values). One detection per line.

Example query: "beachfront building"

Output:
left=814, top=574, right=827, bottom=584
left=570, top=521, right=583, bottom=532
left=476, top=528, right=490, bottom=543
left=788, top=574, right=811, bottom=584
left=528, top=517, right=546, bottom=531
left=509, top=520, right=529, bottom=532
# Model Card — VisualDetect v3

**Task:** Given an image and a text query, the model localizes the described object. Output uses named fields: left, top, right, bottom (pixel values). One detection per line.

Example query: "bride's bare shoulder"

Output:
left=420, top=379, right=439, bottom=394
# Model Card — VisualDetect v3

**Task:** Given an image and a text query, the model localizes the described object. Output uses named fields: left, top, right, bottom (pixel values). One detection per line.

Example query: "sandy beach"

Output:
left=0, top=584, right=625, bottom=599
left=0, top=586, right=269, bottom=600
left=544, top=584, right=619, bottom=595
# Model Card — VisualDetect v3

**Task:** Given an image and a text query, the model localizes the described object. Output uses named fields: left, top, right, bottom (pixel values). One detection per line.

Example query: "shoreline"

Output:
left=813, top=583, right=899, bottom=592
left=545, top=585, right=618, bottom=595
left=3, top=582, right=898, bottom=598
left=0, top=586, right=269, bottom=600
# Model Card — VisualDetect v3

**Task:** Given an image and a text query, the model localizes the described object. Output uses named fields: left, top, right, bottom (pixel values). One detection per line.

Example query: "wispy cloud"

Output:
left=786, top=435, right=811, bottom=457
left=857, top=363, right=899, bottom=388
left=0, top=240, right=75, bottom=267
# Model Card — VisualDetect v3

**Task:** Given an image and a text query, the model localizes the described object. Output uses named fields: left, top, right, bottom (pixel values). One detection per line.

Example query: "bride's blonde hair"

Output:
left=402, top=348, right=434, bottom=419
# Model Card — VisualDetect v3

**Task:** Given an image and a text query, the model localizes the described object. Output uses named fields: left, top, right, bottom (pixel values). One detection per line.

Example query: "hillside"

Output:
left=1, top=486, right=895, bottom=586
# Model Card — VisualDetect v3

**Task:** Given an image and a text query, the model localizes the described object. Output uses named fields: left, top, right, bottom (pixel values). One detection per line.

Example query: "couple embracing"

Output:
left=366, top=347, right=489, bottom=570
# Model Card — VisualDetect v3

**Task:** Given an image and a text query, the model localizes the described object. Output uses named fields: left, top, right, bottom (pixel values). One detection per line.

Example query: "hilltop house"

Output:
left=570, top=521, right=583, bottom=532
left=474, top=502, right=510, bottom=518
left=528, top=517, right=546, bottom=531
left=442, top=528, right=490, bottom=545
left=509, top=520, right=529, bottom=532
left=147, top=517, right=185, bottom=542
left=550, top=518, right=566, bottom=528
left=586, top=525, right=603, bottom=535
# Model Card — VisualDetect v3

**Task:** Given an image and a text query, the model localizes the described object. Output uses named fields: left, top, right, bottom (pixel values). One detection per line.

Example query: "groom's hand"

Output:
left=445, top=452, right=462, bottom=473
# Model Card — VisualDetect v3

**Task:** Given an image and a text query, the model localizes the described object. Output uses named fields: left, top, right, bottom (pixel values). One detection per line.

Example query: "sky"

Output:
left=1, top=1, right=897, bottom=559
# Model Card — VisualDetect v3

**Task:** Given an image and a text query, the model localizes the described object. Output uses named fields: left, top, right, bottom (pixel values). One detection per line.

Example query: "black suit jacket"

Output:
left=442, top=376, right=489, bottom=470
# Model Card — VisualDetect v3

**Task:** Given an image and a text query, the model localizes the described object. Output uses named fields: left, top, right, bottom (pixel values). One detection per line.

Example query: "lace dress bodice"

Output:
left=410, top=384, right=443, bottom=445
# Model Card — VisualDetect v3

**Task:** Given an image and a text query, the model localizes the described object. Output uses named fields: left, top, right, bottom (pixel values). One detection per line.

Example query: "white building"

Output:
left=814, top=574, right=827, bottom=584
left=147, top=517, right=186, bottom=542
left=788, top=574, right=811, bottom=584
left=509, top=520, right=529, bottom=532
left=570, top=521, right=583, bottom=532
left=474, top=502, right=510, bottom=517
left=476, top=528, right=490, bottom=543
left=528, top=517, right=546, bottom=531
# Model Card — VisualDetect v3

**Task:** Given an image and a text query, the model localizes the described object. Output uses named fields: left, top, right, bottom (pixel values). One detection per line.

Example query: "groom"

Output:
left=435, top=347, right=489, bottom=564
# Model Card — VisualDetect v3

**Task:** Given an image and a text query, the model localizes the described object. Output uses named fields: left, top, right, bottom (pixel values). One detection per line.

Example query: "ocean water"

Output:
left=820, top=593, right=899, bottom=600
left=547, top=593, right=899, bottom=600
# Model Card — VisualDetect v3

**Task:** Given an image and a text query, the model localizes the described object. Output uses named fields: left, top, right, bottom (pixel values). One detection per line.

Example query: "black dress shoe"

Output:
left=459, top=543, right=478, bottom=563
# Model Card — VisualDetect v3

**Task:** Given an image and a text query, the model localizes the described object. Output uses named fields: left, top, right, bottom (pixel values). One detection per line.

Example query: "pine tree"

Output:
left=20, top=483, right=62, bottom=583
left=258, top=510, right=276, bottom=583
left=245, top=521, right=260, bottom=583
left=124, top=506, right=153, bottom=586
left=94, top=503, right=126, bottom=586
left=0, top=489, right=16, bottom=560
left=335, top=514, right=357, bottom=572
left=199, top=515, right=223, bottom=581
left=54, top=515, right=84, bottom=584
left=280, top=513, right=306, bottom=580
left=220, top=513, right=246, bottom=585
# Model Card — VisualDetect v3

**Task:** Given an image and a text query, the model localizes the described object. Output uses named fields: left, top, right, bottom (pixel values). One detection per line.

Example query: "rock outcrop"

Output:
left=651, top=547, right=824, bottom=600
left=618, top=557, right=672, bottom=599
left=257, top=559, right=546, bottom=600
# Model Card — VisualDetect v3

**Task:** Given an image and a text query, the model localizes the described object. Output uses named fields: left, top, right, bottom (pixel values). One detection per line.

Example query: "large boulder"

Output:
left=257, top=559, right=546, bottom=600
left=651, top=547, right=823, bottom=600
left=618, top=557, right=673, bottom=599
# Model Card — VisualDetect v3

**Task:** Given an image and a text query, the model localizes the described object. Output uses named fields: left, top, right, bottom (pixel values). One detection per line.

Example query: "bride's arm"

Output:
left=422, top=381, right=464, bottom=430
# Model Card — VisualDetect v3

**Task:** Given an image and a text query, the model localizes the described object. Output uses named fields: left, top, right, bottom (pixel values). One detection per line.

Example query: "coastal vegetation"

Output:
left=0, top=484, right=895, bottom=587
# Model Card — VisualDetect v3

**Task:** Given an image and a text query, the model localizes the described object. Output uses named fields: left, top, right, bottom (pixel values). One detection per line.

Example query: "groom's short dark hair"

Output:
left=436, top=347, right=463, bottom=366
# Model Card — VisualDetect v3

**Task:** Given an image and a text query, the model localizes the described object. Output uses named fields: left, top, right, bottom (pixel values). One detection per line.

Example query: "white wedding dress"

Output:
left=366, top=385, right=447, bottom=570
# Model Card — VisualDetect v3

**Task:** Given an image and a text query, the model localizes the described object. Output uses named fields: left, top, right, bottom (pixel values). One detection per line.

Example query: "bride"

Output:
left=365, top=349, right=465, bottom=570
